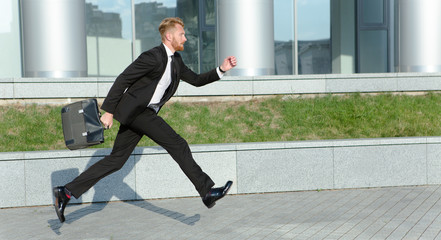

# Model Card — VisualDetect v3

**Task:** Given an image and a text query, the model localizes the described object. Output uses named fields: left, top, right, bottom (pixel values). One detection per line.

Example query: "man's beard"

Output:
left=172, top=40, right=184, bottom=51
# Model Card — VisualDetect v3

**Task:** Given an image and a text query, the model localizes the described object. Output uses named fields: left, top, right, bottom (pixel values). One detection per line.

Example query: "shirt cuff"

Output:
left=216, top=67, right=224, bottom=78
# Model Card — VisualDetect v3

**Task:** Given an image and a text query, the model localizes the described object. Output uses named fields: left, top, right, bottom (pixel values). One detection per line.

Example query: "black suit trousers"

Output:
left=65, top=107, right=215, bottom=199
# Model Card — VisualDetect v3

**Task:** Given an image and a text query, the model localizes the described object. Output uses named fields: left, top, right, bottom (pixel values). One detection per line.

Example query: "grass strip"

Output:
left=1, top=93, right=441, bottom=152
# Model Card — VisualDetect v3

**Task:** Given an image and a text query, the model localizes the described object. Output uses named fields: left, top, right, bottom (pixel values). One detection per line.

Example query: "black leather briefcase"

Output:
left=61, top=99, right=104, bottom=150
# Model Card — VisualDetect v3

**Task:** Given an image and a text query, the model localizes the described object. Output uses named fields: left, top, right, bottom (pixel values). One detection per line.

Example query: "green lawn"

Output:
left=1, top=93, right=441, bottom=152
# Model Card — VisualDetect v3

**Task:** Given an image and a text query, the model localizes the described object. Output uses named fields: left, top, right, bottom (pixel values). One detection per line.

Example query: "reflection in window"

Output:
left=134, top=0, right=214, bottom=73
left=297, top=0, right=331, bottom=74
left=201, top=31, right=215, bottom=73
left=177, top=0, right=199, bottom=72
left=274, top=0, right=294, bottom=75
left=201, top=0, right=216, bottom=72
left=357, top=0, right=389, bottom=73
left=0, top=0, right=21, bottom=77
left=204, top=0, right=215, bottom=26
left=359, top=30, right=387, bottom=72
left=135, top=1, right=175, bottom=54
left=361, top=0, right=384, bottom=24
left=84, top=0, right=220, bottom=76
left=85, top=0, right=133, bottom=76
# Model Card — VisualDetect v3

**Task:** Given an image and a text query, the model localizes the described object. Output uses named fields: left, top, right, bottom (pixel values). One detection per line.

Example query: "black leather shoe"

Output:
left=53, top=186, right=70, bottom=223
left=202, top=181, right=233, bottom=208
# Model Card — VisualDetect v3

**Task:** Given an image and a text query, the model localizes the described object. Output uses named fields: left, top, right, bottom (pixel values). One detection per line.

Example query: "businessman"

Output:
left=53, top=17, right=237, bottom=223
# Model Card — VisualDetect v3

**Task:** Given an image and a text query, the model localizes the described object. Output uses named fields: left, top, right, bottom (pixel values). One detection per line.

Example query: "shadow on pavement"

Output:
left=49, top=150, right=200, bottom=235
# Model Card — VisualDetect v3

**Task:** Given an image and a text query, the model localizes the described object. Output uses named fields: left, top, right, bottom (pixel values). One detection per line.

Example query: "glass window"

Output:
left=204, top=0, right=215, bottom=26
left=361, top=0, right=384, bottom=25
left=177, top=0, right=199, bottom=72
left=297, top=0, right=331, bottom=74
left=134, top=0, right=176, bottom=55
left=200, top=0, right=216, bottom=73
left=85, top=0, right=214, bottom=76
left=357, top=0, right=389, bottom=73
left=134, top=0, right=208, bottom=73
left=274, top=0, right=294, bottom=75
left=201, top=31, right=215, bottom=73
left=85, top=0, right=133, bottom=76
left=0, top=0, right=21, bottom=77
left=359, top=31, right=387, bottom=73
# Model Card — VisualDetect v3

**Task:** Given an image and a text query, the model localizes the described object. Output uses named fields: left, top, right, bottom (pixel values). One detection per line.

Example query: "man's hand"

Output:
left=220, top=56, right=237, bottom=72
left=100, top=112, right=114, bottom=129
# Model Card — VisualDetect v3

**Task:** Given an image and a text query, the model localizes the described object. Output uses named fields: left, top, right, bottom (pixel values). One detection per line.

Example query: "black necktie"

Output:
left=170, top=55, right=175, bottom=81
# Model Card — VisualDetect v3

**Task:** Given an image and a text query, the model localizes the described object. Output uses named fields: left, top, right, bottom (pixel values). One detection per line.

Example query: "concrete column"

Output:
left=396, top=0, right=441, bottom=72
left=20, top=0, right=87, bottom=78
left=331, top=0, right=356, bottom=74
left=217, top=0, right=274, bottom=76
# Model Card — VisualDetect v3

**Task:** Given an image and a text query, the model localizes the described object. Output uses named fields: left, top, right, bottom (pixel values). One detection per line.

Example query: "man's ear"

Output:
left=165, top=32, right=172, bottom=42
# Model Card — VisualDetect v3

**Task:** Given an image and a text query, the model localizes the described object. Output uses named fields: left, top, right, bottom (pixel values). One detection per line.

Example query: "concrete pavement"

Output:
left=1, top=185, right=441, bottom=240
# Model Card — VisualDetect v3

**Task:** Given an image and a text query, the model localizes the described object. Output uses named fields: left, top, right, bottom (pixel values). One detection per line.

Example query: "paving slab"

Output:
left=1, top=185, right=441, bottom=240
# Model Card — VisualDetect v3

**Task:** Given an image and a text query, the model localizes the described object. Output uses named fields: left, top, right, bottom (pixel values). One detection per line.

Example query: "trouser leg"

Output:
left=130, top=108, right=215, bottom=197
left=65, top=125, right=142, bottom=198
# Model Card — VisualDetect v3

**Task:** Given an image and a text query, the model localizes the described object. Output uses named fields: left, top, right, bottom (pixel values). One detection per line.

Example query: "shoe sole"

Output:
left=53, top=188, right=65, bottom=223
left=223, top=181, right=233, bottom=196
left=206, top=202, right=216, bottom=208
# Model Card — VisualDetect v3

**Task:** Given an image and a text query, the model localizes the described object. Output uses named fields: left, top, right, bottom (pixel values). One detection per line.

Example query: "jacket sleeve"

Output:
left=101, top=51, right=158, bottom=114
left=179, top=63, right=220, bottom=87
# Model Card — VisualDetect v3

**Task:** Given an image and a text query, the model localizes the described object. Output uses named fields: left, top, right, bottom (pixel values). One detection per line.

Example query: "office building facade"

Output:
left=1, top=0, right=440, bottom=78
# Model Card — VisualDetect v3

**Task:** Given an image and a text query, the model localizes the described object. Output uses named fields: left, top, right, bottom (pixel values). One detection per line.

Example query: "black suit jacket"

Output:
left=101, top=44, right=220, bottom=125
